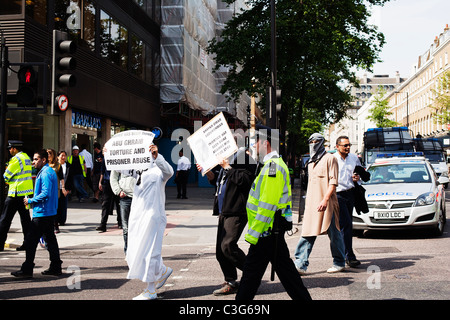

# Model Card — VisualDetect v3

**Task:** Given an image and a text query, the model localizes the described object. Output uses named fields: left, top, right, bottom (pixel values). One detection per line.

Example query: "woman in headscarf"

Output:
left=126, top=144, right=174, bottom=300
left=293, top=133, right=346, bottom=274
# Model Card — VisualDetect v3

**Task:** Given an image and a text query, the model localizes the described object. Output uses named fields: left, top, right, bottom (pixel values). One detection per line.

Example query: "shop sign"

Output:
left=72, top=111, right=101, bottom=129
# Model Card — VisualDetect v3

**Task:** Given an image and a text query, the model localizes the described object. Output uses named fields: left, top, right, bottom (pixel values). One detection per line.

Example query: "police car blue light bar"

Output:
left=376, top=152, right=424, bottom=158
left=367, top=127, right=408, bottom=132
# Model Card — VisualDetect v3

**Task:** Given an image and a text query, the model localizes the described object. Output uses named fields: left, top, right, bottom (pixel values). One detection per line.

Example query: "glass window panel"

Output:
left=83, top=0, right=96, bottom=51
left=0, top=0, right=22, bottom=15
left=25, top=0, right=47, bottom=25
left=130, top=33, right=145, bottom=80
left=100, top=10, right=128, bottom=70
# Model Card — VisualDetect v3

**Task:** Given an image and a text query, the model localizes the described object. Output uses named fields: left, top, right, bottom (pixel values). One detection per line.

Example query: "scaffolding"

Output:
left=160, top=0, right=251, bottom=124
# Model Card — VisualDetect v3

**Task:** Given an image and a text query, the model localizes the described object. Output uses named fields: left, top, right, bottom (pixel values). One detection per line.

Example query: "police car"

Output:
left=353, top=152, right=446, bottom=236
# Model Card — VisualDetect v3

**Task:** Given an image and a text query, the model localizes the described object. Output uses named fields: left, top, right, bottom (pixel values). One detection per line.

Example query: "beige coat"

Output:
left=301, top=153, right=340, bottom=237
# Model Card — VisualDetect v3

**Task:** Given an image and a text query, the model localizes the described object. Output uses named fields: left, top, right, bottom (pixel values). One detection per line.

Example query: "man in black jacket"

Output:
left=197, top=148, right=256, bottom=296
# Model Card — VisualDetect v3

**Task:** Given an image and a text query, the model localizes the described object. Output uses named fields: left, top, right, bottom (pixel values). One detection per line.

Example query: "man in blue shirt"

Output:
left=11, top=149, right=62, bottom=278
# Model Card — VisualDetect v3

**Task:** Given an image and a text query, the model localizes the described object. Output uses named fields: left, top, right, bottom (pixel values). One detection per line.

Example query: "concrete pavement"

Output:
left=1, top=182, right=450, bottom=302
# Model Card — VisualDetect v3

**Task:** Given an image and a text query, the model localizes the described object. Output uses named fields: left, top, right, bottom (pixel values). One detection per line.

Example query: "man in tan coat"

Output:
left=294, top=133, right=346, bottom=274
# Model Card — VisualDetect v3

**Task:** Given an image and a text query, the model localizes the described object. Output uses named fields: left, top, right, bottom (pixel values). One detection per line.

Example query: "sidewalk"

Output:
left=0, top=182, right=311, bottom=301
left=3, top=179, right=304, bottom=251
left=3, top=185, right=219, bottom=251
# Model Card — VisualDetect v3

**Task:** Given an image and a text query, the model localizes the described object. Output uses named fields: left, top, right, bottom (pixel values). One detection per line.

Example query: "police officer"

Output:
left=236, top=126, right=311, bottom=300
left=0, top=140, right=34, bottom=251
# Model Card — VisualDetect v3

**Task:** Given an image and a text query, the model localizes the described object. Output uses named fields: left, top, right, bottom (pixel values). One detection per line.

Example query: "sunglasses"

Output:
left=339, top=144, right=352, bottom=148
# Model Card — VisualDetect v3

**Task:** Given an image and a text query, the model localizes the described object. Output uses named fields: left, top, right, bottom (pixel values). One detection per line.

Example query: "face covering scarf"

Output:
left=308, top=133, right=326, bottom=164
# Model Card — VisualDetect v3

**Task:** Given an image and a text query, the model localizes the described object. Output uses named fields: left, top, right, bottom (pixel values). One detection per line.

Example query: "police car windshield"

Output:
left=363, top=163, right=432, bottom=185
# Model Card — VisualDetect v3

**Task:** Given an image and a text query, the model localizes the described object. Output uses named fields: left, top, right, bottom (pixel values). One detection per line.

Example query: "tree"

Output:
left=208, top=0, right=389, bottom=165
left=430, top=70, right=450, bottom=125
left=367, top=87, right=399, bottom=127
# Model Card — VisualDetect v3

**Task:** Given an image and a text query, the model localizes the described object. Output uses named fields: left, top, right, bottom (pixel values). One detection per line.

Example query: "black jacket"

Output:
left=209, top=150, right=256, bottom=217
left=353, top=165, right=370, bottom=214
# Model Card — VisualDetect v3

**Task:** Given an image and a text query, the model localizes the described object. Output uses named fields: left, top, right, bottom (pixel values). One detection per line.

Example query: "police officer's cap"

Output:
left=7, top=140, right=24, bottom=149
left=255, top=124, right=272, bottom=142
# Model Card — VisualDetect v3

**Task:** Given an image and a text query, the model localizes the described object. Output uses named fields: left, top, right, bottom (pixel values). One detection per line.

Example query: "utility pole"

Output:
left=268, top=0, right=277, bottom=130
left=0, top=31, right=8, bottom=210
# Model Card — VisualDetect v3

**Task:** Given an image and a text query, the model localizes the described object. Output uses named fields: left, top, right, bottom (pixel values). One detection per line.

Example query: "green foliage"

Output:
left=208, top=0, right=389, bottom=159
left=367, top=87, right=399, bottom=127
left=430, top=70, right=450, bottom=125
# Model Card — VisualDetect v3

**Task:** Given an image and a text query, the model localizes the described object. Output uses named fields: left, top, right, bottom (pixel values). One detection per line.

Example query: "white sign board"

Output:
left=104, top=130, right=155, bottom=171
left=187, top=112, right=238, bottom=176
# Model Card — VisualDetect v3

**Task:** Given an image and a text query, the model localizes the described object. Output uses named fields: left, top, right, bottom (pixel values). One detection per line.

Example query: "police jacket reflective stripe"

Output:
left=3, top=152, right=34, bottom=197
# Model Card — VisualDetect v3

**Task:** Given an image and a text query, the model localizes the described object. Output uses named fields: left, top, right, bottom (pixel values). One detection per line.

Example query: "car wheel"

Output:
left=433, top=208, right=445, bottom=237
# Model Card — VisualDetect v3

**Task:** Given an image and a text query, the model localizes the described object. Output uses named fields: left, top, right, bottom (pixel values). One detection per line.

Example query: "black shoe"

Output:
left=16, top=245, right=26, bottom=251
left=346, top=259, right=361, bottom=268
left=11, top=270, right=33, bottom=279
left=96, top=226, right=106, bottom=232
left=182, top=196, right=188, bottom=199
left=41, top=269, right=62, bottom=276
left=177, top=195, right=181, bottom=199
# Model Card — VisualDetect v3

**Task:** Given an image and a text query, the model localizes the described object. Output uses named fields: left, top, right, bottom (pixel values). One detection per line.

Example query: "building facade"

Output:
left=1, top=0, right=162, bottom=157
left=387, top=25, right=450, bottom=144
left=329, top=73, right=406, bottom=153
left=1, top=0, right=256, bottom=187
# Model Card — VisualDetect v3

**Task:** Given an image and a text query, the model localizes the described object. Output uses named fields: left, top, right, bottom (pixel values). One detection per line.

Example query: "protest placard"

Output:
left=187, top=112, right=238, bottom=175
left=104, top=130, right=155, bottom=171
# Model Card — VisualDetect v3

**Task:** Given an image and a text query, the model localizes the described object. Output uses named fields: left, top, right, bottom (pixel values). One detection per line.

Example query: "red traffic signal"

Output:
left=18, top=66, right=37, bottom=85
left=16, top=65, right=38, bottom=107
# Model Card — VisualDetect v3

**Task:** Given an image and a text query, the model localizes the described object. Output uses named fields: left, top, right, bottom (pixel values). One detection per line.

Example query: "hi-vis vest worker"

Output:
left=3, top=141, right=34, bottom=197
left=67, top=146, right=86, bottom=177
left=245, top=153, right=292, bottom=245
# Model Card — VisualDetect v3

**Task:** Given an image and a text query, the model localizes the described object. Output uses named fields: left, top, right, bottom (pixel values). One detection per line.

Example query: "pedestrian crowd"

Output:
left=0, top=127, right=369, bottom=301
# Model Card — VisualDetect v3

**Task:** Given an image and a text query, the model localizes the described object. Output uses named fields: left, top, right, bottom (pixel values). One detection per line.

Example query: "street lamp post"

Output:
left=268, top=0, right=277, bottom=129
left=0, top=30, right=8, bottom=209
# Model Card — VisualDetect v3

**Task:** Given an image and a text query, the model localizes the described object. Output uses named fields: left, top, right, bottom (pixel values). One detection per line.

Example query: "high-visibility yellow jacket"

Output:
left=67, top=155, right=86, bottom=177
left=3, top=152, right=34, bottom=197
left=245, top=155, right=292, bottom=245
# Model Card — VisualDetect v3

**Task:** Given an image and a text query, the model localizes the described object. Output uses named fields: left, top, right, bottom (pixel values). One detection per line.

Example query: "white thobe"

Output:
left=126, top=154, right=174, bottom=283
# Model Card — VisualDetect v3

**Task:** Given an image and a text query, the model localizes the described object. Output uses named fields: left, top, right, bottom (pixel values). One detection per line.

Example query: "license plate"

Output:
left=374, top=211, right=405, bottom=219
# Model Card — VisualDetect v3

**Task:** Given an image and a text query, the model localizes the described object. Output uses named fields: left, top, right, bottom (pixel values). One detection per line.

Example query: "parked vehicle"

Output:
left=352, top=153, right=446, bottom=236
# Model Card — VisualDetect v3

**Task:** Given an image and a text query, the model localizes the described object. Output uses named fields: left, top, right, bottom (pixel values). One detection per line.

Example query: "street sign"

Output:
left=151, top=127, right=163, bottom=140
left=56, top=94, right=68, bottom=112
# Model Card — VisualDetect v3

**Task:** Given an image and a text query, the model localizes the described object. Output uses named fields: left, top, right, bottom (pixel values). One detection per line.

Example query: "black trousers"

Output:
left=100, top=182, right=120, bottom=228
left=337, top=189, right=356, bottom=261
left=216, top=214, right=247, bottom=283
left=21, top=216, right=62, bottom=273
left=176, top=170, right=189, bottom=198
left=0, top=196, right=31, bottom=248
left=236, top=233, right=312, bottom=300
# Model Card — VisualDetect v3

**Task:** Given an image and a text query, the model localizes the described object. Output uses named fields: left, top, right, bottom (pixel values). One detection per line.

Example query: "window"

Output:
left=134, top=0, right=161, bottom=24
left=130, top=33, right=145, bottom=80
left=100, top=10, right=128, bottom=70
left=0, top=0, right=22, bottom=15
left=82, top=0, right=96, bottom=51
left=25, top=0, right=47, bottom=25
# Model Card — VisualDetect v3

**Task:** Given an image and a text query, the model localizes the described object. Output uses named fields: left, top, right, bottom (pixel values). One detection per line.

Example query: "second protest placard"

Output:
left=187, top=112, right=238, bottom=175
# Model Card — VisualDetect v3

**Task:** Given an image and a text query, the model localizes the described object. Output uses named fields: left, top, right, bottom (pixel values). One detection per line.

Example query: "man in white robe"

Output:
left=126, top=144, right=174, bottom=300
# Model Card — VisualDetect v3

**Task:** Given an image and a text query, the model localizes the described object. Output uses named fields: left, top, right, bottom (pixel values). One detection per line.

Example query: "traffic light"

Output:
left=276, top=89, right=282, bottom=113
left=52, top=30, right=76, bottom=113
left=16, top=65, right=38, bottom=108
left=52, top=31, right=77, bottom=91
